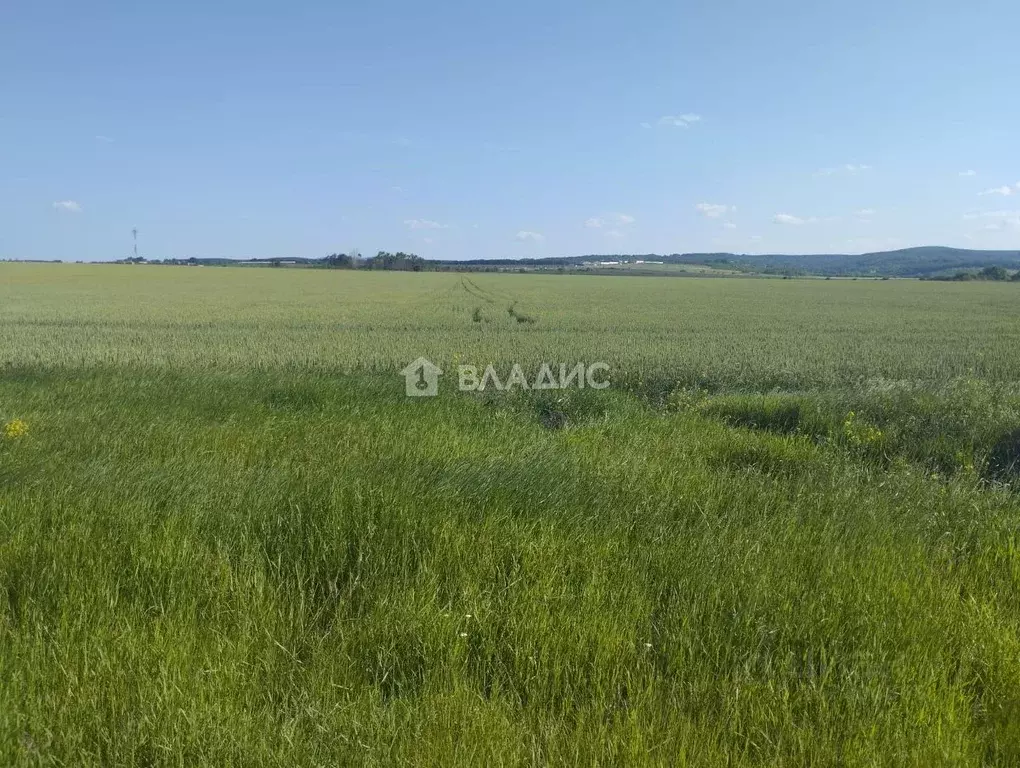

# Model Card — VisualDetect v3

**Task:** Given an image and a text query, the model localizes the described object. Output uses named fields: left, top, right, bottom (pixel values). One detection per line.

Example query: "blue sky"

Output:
left=2, top=0, right=1019, bottom=262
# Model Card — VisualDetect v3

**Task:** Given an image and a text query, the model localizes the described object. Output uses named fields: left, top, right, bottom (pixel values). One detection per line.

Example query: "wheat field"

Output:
left=2, top=263, right=1018, bottom=386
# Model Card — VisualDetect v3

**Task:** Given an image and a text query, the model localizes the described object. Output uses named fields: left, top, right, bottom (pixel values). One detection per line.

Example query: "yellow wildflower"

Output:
left=3, top=419, right=28, bottom=439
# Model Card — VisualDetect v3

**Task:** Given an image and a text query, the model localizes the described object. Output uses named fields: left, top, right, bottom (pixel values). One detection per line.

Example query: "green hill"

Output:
left=673, top=246, right=1020, bottom=277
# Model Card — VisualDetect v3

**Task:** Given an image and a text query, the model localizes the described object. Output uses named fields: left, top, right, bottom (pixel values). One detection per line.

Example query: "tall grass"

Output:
left=1, top=369, right=1020, bottom=764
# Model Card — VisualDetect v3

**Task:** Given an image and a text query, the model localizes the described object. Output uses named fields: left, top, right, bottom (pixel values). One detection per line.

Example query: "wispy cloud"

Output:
left=655, top=113, right=702, bottom=128
left=966, top=209, right=1020, bottom=231
left=604, top=229, right=625, bottom=239
left=817, top=164, right=872, bottom=177
left=695, top=203, right=735, bottom=219
left=723, top=221, right=738, bottom=230
left=95, top=135, right=114, bottom=143
left=979, top=184, right=1019, bottom=197
left=52, top=200, right=82, bottom=213
left=963, top=209, right=1020, bottom=220
left=404, top=218, right=447, bottom=230
left=959, top=170, right=977, bottom=177
left=586, top=213, right=635, bottom=228
left=515, top=230, right=544, bottom=242
left=979, top=218, right=1020, bottom=231
left=773, top=212, right=835, bottom=225
left=855, top=208, right=877, bottom=217
left=481, top=141, right=522, bottom=153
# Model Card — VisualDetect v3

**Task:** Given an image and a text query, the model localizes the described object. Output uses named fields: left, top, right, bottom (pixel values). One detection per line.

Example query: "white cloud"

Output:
left=855, top=208, right=877, bottom=217
left=817, top=164, right=872, bottom=176
left=95, top=135, right=114, bottom=143
left=481, top=142, right=522, bottom=153
left=773, top=213, right=806, bottom=225
left=964, top=210, right=1020, bottom=231
left=978, top=217, right=1020, bottom=231
left=515, top=230, right=544, bottom=242
left=404, top=218, right=447, bottom=229
left=587, top=213, right=634, bottom=228
left=695, top=203, right=735, bottom=219
left=979, top=185, right=1015, bottom=196
left=657, top=114, right=702, bottom=128
left=605, top=229, right=625, bottom=238
left=423, top=237, right=434, bottom=244
left=639, top=122, right=652, bottom=129
left=749, top=235, right=763, bottom=242
left=723, top=221, right=738, bottom=230
left=52, top=200, right=82, bottom=213
left=959, top=170, right=977, bottom=177
left=963, top=209, right=1020, bottom=220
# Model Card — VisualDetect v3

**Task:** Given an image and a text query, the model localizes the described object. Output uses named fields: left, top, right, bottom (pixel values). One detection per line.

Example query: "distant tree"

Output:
left=366, top=251, right=423, bottom=271
left=323, top=252, right=353, bottom=268
left=980, top=265, right=1010, bottom=281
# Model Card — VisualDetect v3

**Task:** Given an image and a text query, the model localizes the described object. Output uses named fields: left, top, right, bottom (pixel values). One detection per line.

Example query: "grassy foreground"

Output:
left=2, top=370, right=1020, bottom=765
left=2, top=265, right=1020, bottom=765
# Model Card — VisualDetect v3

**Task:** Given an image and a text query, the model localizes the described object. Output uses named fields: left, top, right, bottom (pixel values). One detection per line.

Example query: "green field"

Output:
left=3, top=264, right=1020, bottom=386
left=3, top=264, right=1020, bottom=765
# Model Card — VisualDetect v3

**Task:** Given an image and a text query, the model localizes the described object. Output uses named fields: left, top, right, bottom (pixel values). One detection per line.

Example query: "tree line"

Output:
left=322, top=251, right=424, bottom=271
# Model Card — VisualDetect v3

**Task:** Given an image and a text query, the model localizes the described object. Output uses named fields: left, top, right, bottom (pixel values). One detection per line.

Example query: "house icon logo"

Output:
left=399, top=357, right=442, bottom=397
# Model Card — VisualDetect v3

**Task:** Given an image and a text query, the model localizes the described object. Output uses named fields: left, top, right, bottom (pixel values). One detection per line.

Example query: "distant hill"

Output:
left=108, top=246, right=1020, bottom=278
left=672, top=247, right=1020, bottom=277
left=451, top=246, right=1020, bottom=277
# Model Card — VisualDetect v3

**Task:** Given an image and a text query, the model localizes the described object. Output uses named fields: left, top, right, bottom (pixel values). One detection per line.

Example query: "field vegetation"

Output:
left=2, top=263, right=1020, bottom=765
